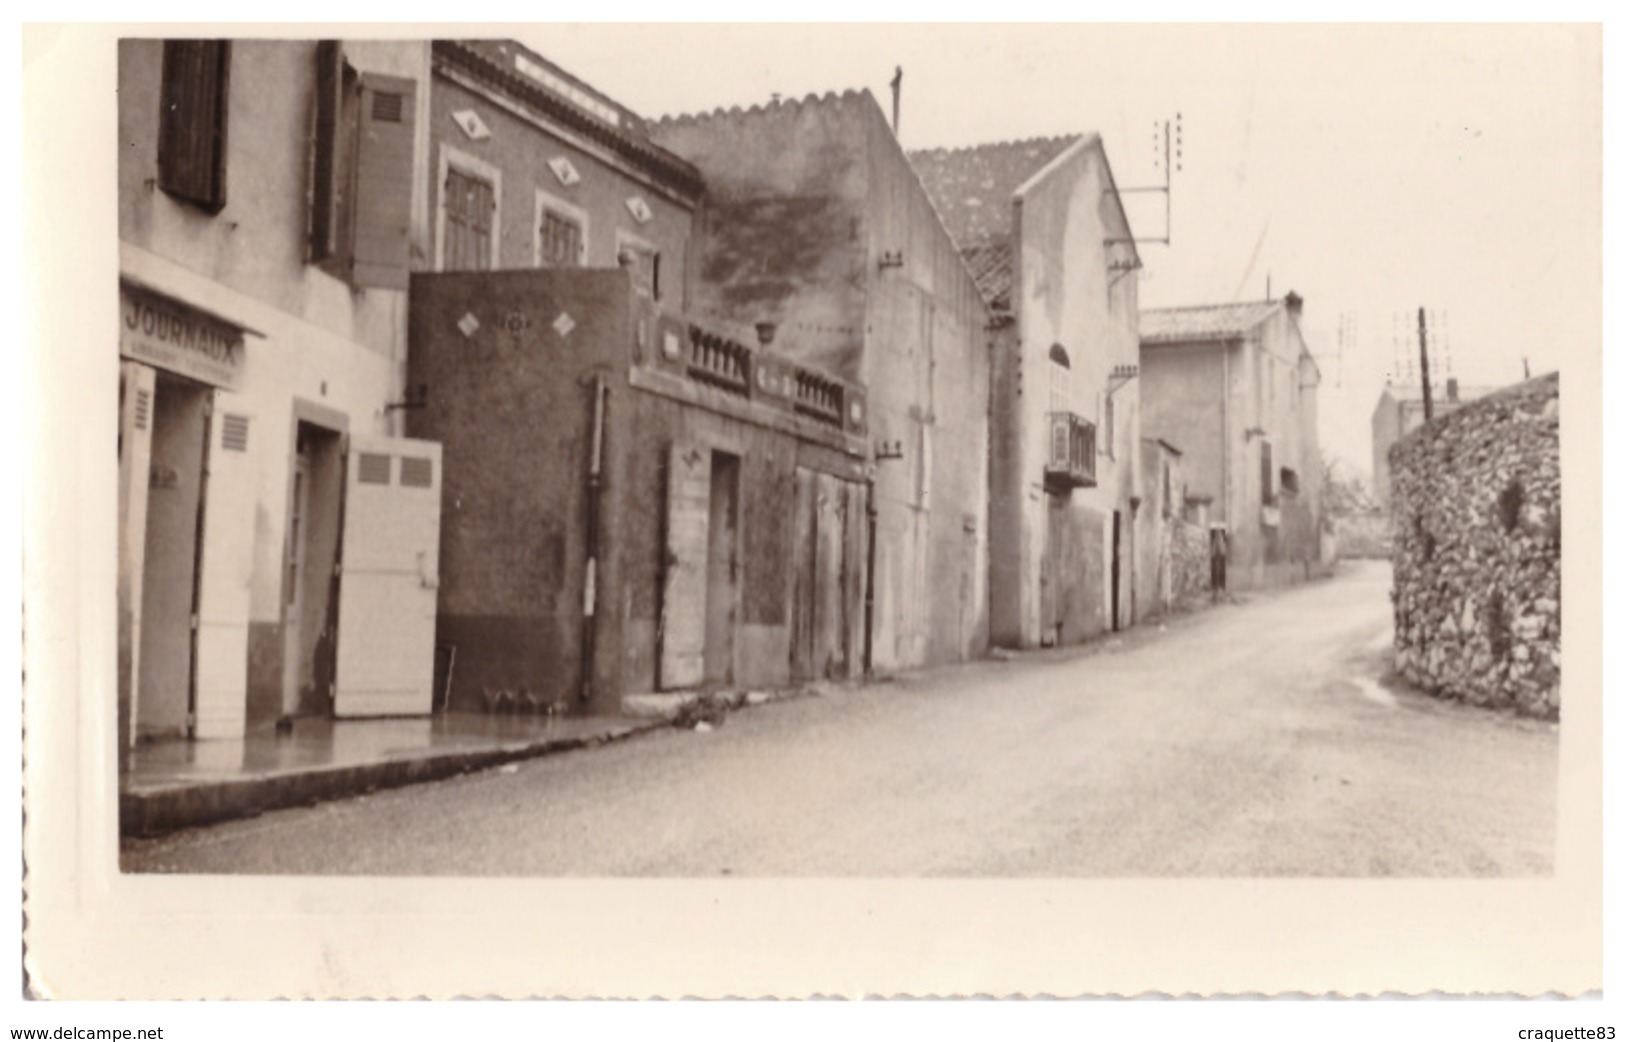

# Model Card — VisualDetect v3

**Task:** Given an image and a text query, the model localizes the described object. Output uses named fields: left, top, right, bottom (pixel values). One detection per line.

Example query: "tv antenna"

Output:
left=1109, top=111, right=1182, bottom=247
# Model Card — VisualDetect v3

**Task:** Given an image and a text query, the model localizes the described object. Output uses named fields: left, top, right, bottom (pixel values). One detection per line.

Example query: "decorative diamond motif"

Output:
left=457, top=312, right=480, bottom=337
left=553, top=312, right=576, bottom=337
left=625, top=195, right=652, bottom=224
left=452, top=109, right=491, bottom=141
left=548, top=156, right=581, bottom=186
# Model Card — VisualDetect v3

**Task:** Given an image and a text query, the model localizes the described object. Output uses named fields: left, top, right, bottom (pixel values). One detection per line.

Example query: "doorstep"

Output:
left=119, top=712, right=664, bottom=837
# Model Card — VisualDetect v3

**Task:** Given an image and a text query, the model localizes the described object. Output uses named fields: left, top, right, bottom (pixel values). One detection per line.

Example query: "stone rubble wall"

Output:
left=1171, top=517, right=1212, bottom=607
left=1389, top=374, right=1560, bottom=718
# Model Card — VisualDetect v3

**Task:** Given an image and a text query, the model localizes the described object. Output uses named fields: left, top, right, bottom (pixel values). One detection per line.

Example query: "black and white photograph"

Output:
left=18, top=18, right=1608, bottom=1014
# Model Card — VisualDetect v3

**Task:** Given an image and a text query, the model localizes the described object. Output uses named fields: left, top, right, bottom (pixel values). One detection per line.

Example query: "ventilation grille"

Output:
left=357, top=452, right=392, bottom=485
left=399, top=456, right=433, bottom=489
left=372, top=91, right=404, bottom=123
left=133, top=389, right=151, bottom=432
left=220, top=413, right=249, bottom=452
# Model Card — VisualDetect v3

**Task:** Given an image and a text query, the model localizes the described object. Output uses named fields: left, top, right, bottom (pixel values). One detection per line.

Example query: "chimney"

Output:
left=1284, top=291, right=1304, bottom=318
left=1446, top=377, right=1459, bottom=402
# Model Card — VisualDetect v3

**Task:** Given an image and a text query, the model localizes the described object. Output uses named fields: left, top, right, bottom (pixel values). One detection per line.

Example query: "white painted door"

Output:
left=333, top=433, right=442, bottom=717
left=192, top=398, right=255, bottom=739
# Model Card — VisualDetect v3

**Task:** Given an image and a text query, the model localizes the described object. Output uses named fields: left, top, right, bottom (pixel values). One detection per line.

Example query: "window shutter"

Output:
left=351, top=72, right=417, bottom=290
left=158, top=40, right=230, bottom=212
left=309, top=40, right=347, bottom=266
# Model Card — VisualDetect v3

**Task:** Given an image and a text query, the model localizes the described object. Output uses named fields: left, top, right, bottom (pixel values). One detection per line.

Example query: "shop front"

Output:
left=117, top=282, right=258, bottom=757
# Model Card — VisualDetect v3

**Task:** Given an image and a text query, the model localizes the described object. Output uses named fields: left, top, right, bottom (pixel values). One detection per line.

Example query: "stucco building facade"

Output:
left=653, top=91, right=993, bottom=673
left=1139, top=295, right=1325, bottom=592
left=911, top=135, right=1143, bottom=648
left=407, top=42, right=870, bottom=712
left=117, top=39, right=444, bottom=762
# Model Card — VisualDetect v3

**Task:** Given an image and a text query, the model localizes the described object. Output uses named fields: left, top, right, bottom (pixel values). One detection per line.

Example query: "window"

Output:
left=1280, top=466, right=1299, bottom=496
left=1260, top=439, right=1275, bottom=505
left=1048, top=344, right=1071, bottom=413
left=1102, top=393, right=1116, bottom=460
left=617, top=231, right=661, bottom=300
left=158, top=40, right=231, bottom=212
left=311, top=41, right=416, bottom=289
left=534, top=188, right=588, bottom=269
left=443, top=166, right=495, bottom=271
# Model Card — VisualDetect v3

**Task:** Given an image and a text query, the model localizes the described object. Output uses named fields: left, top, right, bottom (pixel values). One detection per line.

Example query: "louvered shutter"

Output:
left=351, top=73, right=417, bottom=289
left=157, top=40, right=230, bottom=212
left=309, top=40, right=347, bottom=266
left=192, top=398, right=255, bottom=738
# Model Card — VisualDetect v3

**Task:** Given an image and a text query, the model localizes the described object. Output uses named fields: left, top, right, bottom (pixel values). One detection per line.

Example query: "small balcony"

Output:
left=1045, top=411, right=1097, bottom=489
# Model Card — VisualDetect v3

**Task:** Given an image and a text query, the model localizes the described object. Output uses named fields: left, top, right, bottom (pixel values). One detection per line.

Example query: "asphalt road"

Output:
left=122, top=561, right=1558, bottom=876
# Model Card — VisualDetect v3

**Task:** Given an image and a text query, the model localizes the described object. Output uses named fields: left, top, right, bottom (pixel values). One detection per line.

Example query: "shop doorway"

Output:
left=282, top=421, right=345, bottom=719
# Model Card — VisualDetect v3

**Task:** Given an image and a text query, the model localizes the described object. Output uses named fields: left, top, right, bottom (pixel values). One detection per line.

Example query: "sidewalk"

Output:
left=120, top=712, right=665, bottom=837
left=119, top=574, right=1328, bottom=838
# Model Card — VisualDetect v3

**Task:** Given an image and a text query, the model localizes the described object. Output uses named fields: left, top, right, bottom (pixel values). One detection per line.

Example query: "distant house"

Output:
left=1139, top=294, right=1325, bottom=591
left=911, top=134, right=1143, bottom=647
left=653, top=90, right=993, bottom=674
left=1371, top=378, right=1489, bottom=509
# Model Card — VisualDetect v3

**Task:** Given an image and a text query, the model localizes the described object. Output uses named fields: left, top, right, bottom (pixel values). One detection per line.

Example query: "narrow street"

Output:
left=121, top=561, right=1558, bottom=877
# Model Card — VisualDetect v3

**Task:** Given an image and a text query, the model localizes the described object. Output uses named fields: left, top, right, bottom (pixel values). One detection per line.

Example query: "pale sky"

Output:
left=513, top=23, right=1600, bottom=476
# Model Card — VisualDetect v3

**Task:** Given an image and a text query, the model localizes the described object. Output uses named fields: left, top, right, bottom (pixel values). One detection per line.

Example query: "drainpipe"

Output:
left=580, top=376, right=607, bottom=703
left=864, top=471, right=878, bottom=675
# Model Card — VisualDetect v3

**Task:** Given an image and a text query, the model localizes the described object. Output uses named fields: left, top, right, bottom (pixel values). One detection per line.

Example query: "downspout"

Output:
left=580, top=376, right=607, bottom=704
left=864, top=470, right=877, bottom=676
left=1221, top=342, right=1231, bottom=531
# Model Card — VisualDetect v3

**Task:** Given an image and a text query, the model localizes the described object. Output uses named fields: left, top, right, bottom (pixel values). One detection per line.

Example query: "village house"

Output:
left=1138, top=294, right=1326, bottom=592
left=117, top=39, right=444, bottom=763
left=910, top=135, right=1143, bottom=646
left=1370, top=378, right=1488, bottom=510
left=651, top=89, right=993, bottom=674
left=406, top=41, right=872, bottom=713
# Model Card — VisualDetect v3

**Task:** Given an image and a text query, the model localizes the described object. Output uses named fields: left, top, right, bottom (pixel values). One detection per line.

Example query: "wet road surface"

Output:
left=122, top=561, right=1558, bottom=876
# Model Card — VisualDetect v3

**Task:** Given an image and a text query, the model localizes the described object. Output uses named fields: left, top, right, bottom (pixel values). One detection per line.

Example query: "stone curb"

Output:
left=120, top=720, right=666, bottom=839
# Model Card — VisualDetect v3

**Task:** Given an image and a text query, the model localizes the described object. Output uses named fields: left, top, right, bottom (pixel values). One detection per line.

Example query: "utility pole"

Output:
left=889, top=66, right=902, bottom=135
left=1418, top=307, right=1433, bottom=422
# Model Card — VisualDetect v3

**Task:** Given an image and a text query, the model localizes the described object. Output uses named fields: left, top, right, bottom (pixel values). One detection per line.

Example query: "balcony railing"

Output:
left=686, top=326, right=752, bottom=397
left=1045, top=411, right=1097, bottom=489
left=792, top=369, right=844, bottom=427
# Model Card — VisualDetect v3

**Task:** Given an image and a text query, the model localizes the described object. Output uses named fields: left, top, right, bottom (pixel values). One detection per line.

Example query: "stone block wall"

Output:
left=1389, top=374, right=1559, bottom=718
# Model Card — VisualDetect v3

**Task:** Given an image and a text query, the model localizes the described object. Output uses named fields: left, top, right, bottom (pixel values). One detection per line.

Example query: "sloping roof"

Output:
left=960, top=240, right=1015, bottom=312
left=434, top=40, right=706, bottom=198
left=1139, top=300, right=1284, bottom=344
left=907, top=135, right=1081, bottom=248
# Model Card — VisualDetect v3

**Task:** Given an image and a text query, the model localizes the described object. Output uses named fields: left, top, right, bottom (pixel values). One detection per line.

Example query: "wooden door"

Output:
left=788, top=467, right=818, bottom=682
left=1040, top=494, right=1062, bottom=644
left=332, top=433, right=442, bottom=717
left=812, top=472, right=849, bottom=679
left=703, top=453, right=740, bottom=687
left=659, top=440, right=710, bottom=690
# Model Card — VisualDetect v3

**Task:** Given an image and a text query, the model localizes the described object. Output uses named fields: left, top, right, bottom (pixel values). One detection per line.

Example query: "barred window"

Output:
left=443, top=166, right=495, bottom=271
left=539, top=209, right=584, bottom=268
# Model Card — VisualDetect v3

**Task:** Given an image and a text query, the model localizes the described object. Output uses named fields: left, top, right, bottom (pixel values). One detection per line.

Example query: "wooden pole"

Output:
left=1418, top=307, right=1433, bottom=422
